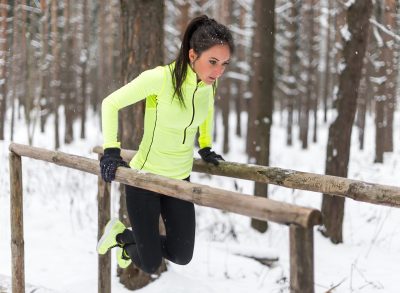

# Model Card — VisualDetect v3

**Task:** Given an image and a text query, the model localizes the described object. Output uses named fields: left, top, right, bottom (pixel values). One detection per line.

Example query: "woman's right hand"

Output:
left=100, top=148, right=129, bottom=182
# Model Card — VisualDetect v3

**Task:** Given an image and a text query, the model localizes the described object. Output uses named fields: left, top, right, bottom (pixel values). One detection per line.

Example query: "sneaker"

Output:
left=117, top=247, right=132, bottom=268
left=97, top=218, right=126, bottom=255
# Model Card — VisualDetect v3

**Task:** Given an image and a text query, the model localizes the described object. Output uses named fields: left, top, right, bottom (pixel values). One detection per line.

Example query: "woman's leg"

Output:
left=123, top=184, right=163, bottom=274
left=160, top=195, right=195, bottom=265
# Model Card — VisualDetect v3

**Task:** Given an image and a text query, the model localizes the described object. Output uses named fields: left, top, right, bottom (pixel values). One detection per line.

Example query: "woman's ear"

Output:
left=188, top=49, right=197, bottom=63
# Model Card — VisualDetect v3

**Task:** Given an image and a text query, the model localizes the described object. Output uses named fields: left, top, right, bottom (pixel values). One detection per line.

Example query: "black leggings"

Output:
left=118, top=178, right=195, bottom=274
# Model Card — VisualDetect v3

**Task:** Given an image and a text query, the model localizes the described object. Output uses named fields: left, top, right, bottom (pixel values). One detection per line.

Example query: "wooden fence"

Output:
left=9, top=143, right=400, bottom=293
left=92, top=148, right=400, bottom=208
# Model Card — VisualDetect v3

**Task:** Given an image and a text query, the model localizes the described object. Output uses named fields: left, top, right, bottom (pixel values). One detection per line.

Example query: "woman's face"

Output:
left=189, top=44, right=231, bottom=85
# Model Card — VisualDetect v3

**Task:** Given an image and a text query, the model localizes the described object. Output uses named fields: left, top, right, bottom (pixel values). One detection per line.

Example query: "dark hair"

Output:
left=170, top=15, right=234, bottom=107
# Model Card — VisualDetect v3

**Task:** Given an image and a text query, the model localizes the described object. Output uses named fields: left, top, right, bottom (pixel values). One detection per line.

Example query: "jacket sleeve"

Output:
left=102, top=66, right=165, bottom=149
left=198, top=88, right=215, bottom=149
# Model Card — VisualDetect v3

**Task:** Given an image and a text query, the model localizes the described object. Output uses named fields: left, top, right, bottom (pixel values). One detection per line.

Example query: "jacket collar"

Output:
left=187, top=64, right=207, bottom=87
left=167, top=62, right=213, bottom=88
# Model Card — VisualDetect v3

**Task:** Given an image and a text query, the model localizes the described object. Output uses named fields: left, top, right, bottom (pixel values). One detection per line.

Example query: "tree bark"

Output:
left=321, top=0, right=332, bottom=123
left=321, top=0, right=372, bottom=244
left=118, top=0, right=165, bottom=289
left=51, top=0, right=60, bottom=149
left=373, top=2, right=386, bottom=163
left=10, top=2, right=20, bottom=141
left=331, top=2, right=346, bottom=102
left=234, top=4, right=247, bottom=138
left=250, top=0, right=275, bottom=233
left=63, top=0, right=75, bottom=144
left=0, top=0, right=9, bottom=140
left=382, top=0, right=396, bottom=153
left=311, top=0, right=319, bottom=144
left=286, top=0, right=299, bottom=146
left=218, top=0, right=232, bottom=154
left=80, top=0, right=89, bottom=139
left=356, top=61, right=368, bottom=150
left=299, top=0, right=317, bottom=149
left=39, top=0, right=50, bottom=134
left=25, top=0, right=39, bottom=146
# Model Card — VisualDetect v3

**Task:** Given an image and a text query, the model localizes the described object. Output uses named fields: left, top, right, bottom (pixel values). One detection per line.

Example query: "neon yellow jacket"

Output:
left=102, top=63, right=215, bottom=179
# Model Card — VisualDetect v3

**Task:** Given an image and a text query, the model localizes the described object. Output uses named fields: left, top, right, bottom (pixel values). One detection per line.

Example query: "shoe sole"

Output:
left=97, top=218, right=120, bottom=255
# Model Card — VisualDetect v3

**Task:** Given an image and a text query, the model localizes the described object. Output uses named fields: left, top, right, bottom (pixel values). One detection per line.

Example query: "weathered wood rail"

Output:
left=94, top=147, right=400, bottom=208
left=9, top=143, right=323, bottom=293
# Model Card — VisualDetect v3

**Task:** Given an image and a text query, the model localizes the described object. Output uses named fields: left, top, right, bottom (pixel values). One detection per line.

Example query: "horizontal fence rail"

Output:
left=10, top=143, right=321, bottom=228
left=92, top=147, right=400, bottom=208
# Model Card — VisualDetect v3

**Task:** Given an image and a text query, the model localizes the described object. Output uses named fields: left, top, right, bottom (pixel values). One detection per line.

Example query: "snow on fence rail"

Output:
left=9, top=143, right=322, bottom=293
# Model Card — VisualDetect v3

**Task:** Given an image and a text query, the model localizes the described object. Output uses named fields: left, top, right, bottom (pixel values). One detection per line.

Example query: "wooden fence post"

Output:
left=9, top=151, right=25, bottom=293
left=289, top=224, right=314, bottom=293
left=98, top=154, right=111, bottom=293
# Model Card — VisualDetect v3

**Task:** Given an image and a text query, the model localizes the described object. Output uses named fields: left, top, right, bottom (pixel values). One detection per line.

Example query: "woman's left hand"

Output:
left=198, top=147, right=224, bottom=166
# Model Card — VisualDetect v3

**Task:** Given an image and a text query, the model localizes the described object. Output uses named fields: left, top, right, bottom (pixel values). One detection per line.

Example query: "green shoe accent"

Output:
left=117, top=247, right=132, bottom=268
left=97, top=218, right=126, bottom=255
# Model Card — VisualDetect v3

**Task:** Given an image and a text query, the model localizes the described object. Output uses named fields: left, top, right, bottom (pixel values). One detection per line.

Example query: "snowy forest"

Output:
left=1, top=0, right=400, bottom=292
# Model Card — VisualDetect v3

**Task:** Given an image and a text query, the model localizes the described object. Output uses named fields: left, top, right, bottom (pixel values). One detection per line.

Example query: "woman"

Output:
left=97, top=15, right=234, bottom=274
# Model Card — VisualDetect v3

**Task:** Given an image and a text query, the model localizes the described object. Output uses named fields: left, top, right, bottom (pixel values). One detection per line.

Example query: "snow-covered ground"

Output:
left=1, top=108, right=399, bottom=293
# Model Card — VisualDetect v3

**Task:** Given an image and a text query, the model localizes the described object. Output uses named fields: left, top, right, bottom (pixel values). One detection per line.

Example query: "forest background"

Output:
left=1, top=0, right=399, bottom=291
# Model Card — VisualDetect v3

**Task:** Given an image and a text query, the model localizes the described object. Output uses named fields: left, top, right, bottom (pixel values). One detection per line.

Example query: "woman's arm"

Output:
left=102, top=66, right=165, bottom=149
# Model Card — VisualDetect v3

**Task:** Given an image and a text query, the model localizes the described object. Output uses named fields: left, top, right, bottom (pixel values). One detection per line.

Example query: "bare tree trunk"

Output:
left=10, top=3, right=20, bottom=141
left=87, top=1, right=98, bottom=114
left=179, top=0, right=190, bottom=34
left=0, top=0, right=9, bottom=140
left=331, top=2, right=346, bottom=103
left=321, top=0, right=332, bottom=123
left=23, top=0, right=38, bottom=146
left=250, top=0, right=275, bottom=233
left=300, top=0, right=317, bottom=149
left=20, top=0, right=31, bottom=143
left=234, top=4, right=247, bottom=138
left=106, top=2, right=114, bottom=90
left=39, top=0, right=49, bottom=133
left=218, top=0, right=231, bottom=154
left=356, top=62, right=368, bottom=150
left=374, top=2, right=386, bottom=163
left=382, top=0, right=396, bottom=153
left=286, top=0, right=299, bottom=146
left=246, top=3, right=259, bottom=159
left=97, top=0, right=106, bottom=112
left=321, top=0, right=372, bottom=244
left=63, top=0, right=75, bottom=144
left=312, top=0, right=320, bottom=144
left=51, top=0, right=60, bottom=149
left=111, top=0, right=122, bottom=90
left=118, top=0, right=165, bottom=288
left=80, top=0, right=89, bottom=139
left=395, top=1, right=400, bottom=142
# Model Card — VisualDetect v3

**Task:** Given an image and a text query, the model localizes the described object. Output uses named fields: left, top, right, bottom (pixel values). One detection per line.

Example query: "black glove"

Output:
left=198, top=147, right=224, bottom=166
left=100, top=148, right=129, bottom=182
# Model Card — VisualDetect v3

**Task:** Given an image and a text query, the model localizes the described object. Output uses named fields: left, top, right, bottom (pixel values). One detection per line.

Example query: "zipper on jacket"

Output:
left=182, top=84, right=199, bottom=144
left=140, top=101, right=158, bottom=170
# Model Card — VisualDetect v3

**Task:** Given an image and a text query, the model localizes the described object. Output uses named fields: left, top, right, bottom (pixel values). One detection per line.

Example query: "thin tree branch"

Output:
left=370, top=18, right=400, bottom=42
